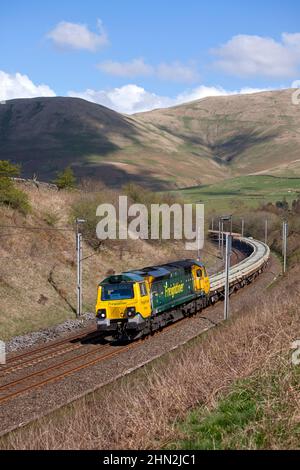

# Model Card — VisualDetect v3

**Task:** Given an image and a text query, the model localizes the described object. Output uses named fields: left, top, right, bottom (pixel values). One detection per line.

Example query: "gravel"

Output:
left=6, top=312, right=95, bottom=353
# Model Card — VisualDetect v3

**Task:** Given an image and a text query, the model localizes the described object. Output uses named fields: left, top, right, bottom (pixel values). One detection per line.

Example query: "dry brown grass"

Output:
left=1, top=265, right=299, bottom=449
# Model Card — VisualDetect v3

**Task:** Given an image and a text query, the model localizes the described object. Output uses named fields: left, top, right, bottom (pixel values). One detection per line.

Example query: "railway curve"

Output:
left=209, top=233, right=270, bottom=301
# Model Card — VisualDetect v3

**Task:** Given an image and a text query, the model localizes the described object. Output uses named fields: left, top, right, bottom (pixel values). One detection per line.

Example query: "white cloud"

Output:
left=176, top=85, right=230, bottom=102
left=156, top=62, right=199, bottom=83
left=282, top=32, right=300, bottom=50
left=68, top=84, right=269, bottom=114
left=176, top=85, right=269, bottom=103
left=0, top=69, right=271, bottom=114
left=68, top=84, right=174, bottom=114
left=98, top=58, right=199, bottom=83
left=0, top=70, right=56, bottom=101
left=47, top=19, right=108, bottom=51
left=212, top=33, right=300, bottom=78
left=98, top=59, right=153, bottom=78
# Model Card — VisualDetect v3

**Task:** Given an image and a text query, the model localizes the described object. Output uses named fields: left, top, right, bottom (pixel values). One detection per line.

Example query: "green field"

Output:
left=176, top=175, right=300, bottom=212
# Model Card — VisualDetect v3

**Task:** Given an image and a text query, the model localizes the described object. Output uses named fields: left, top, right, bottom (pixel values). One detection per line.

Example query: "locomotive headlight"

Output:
left=97, top=309, right=106, bottom=319
left=126, top=306, right=136, bottom=317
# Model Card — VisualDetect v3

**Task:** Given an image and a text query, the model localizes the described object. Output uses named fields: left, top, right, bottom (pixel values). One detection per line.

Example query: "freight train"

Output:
left=95, top=259, right=210, bottom=339
left=95, top=235, right=270, bottom=340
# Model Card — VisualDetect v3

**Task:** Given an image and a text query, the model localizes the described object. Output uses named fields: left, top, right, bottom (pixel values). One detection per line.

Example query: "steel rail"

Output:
left=0, top=343, right=135, bottom=405
left=3, top=326, right=98, bottom=366
left=0, top=344, right=112, bottom=393
left=0, top=343, right=84, bottom=378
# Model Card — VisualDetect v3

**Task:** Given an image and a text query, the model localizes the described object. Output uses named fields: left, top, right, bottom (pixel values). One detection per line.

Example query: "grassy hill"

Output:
left=1, top=89, right=300, bottom=188
left=176, top=174, right=300, bottom=211
left=137, top=89, right=300, bottom=179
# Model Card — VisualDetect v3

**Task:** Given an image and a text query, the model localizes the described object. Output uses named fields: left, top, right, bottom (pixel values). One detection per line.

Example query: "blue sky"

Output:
left=1, top=0, right=300, bottom=113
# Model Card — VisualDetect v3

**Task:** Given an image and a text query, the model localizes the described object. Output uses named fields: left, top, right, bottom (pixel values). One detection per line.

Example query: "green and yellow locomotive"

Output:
left=95, top=259, right=210, bottom=339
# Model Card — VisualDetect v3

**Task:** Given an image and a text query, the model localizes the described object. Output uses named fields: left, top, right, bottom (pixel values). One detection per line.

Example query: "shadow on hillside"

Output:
left=210, top=129, right=280, bottom=165
left=0, top=97, right=141, bottom=176
left=157, top=125, right=208, bottom=148
left=75, top=161, right=172, bottom=190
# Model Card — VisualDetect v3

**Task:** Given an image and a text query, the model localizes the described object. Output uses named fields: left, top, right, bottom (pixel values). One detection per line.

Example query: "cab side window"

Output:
left=139, top=282, right=147, bottom=296
left=196, top=269, right=202, bottom=278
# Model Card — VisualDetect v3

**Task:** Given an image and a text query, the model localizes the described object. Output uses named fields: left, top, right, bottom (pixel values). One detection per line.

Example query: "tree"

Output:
left=0, top=160, right=30, bottom=214
left=54, top=166, right=76, bottom=190
left=0, top=160, right=20, bottom=178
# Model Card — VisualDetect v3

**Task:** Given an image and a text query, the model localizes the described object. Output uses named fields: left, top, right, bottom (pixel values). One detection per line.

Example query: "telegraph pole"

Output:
left=218, top=218, right=221, bottom=252
left=211, top=218, right=214, bottom=231
left=282, top=221, right=288, bottom=274
left=76, top=218, right=86, bottom=318
left=241, top=218, right=244, bottom=237
left=265, top=219, right=268, bottom=245
left=224, top=233, right=232, bottom=320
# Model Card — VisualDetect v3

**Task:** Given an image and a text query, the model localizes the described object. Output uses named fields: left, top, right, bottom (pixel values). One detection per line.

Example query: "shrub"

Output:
left=71, top=192, right=111, bottom=249
left=0, top=160, right=20, bottom=177
left=43, top=211, right=59, bottom=226
left=0, top=160, right=31, bottom=215
left=54, top=167, right=76, bottom=190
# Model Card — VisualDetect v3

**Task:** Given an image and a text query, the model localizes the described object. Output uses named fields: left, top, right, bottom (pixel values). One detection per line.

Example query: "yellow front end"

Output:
left=95, top=280, right=151, bottom=335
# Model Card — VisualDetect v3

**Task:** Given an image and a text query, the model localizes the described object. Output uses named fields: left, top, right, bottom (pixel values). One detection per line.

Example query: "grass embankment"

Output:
left=176, top=175, right=300, bottom=212
left=1, top=262, right=299, bottom=449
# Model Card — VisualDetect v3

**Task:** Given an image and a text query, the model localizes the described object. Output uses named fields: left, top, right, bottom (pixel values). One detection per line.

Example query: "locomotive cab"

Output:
left=96, top=273, right=151, bottom=336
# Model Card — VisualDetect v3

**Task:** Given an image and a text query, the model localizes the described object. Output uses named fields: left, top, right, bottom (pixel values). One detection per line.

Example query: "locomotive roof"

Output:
left=125, top=259, right=205, bottom=280
left=100, top=272, right=144, bottom=285
left=101, top=259, right=206, bottom=285
left=126, top=266, right=171, bottom=279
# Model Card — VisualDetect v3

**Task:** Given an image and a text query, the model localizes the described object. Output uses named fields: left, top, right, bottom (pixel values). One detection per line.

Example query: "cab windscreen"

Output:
left=101, top=283, right=134, bottom=301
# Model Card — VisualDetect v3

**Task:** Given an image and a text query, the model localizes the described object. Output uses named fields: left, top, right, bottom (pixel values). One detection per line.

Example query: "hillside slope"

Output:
left=0, top=89, right=299, bottom=188
left=136, top=88, right=300, bottom=179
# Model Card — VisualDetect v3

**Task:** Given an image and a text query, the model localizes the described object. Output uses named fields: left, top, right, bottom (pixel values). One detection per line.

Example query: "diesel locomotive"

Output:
left=95, top=259, right=210, bottom=339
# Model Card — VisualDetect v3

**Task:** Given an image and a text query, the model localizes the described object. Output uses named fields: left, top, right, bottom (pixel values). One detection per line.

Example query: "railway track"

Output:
left=0, top=315, right=199, bottom=405
left=0, top=234, right=270, bottom=406
left=5, top=325, right=97, bottom=364
left=0, top=327, right=101, bottom=377
left=0, top=343, right=136, bottom=405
